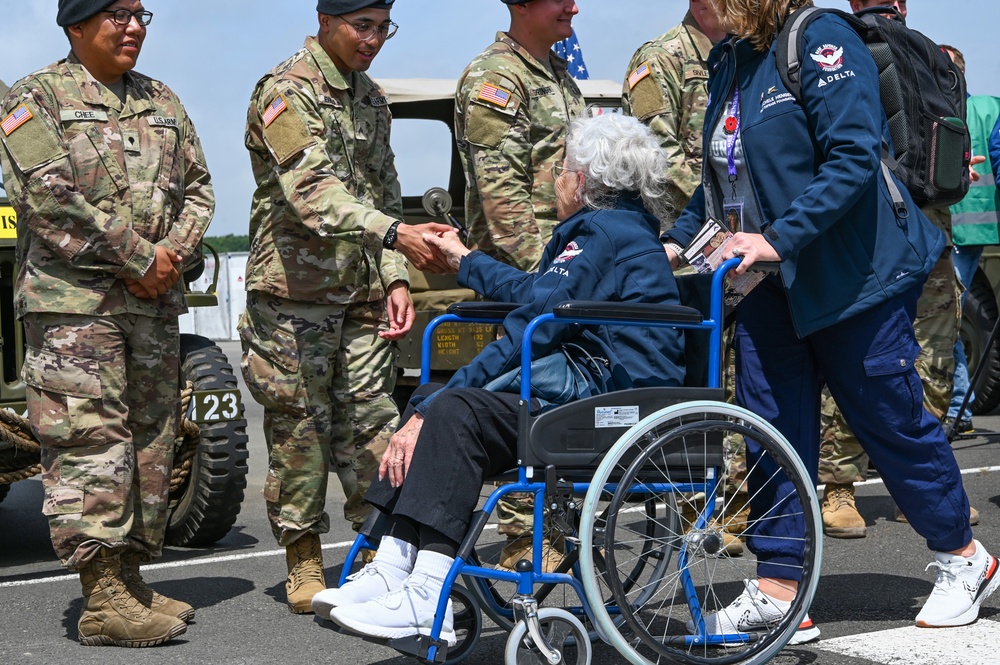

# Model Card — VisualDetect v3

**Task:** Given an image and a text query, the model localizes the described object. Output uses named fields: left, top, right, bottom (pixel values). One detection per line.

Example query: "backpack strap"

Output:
left=776, top=6, right=827, bottom=104
left=776, top=6, right=909, bottom=217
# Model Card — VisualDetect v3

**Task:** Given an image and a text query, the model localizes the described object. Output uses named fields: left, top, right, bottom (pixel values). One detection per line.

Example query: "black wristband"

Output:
left=383, top=220, right=402, bottom=249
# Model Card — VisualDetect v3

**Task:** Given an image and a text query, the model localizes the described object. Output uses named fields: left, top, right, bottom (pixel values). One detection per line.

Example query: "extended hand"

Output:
left=970, top=155, right=986, bottom=182
left=381, top=281, right=414, bottom=340
left=379, top=414, right=423, bottom=488
left=394, top=222, right=457, bottom=274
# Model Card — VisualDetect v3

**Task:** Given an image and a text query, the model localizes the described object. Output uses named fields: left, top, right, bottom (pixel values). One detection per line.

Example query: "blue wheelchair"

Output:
left=335, top=260, right=822, bottom=665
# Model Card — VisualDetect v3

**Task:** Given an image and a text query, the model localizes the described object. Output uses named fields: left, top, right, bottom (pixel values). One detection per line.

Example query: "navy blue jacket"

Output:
left=667, top=13, right=944, bottom=337
left=415, top=194, right=685, bottom=415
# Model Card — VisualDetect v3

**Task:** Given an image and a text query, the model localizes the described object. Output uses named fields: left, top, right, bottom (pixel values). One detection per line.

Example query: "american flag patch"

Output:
left=628, top=62, right=651, bottom=90
left=477, top=83, right=512, bottom=109
left=262, top=95, right=287, bottom=128
left=1, top=105, right=33, bottom=136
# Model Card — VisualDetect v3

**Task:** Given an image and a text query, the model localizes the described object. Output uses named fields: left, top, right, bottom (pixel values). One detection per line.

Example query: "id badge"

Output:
left=723, top=197, right=746, bottom=233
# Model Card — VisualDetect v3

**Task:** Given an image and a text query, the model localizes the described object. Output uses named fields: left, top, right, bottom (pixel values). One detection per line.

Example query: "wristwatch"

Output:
left=383, top=220, right=402, bottom=249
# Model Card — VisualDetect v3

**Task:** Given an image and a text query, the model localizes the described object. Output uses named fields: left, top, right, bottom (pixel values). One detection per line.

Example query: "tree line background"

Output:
left=204, top=235, right=250, bottom=252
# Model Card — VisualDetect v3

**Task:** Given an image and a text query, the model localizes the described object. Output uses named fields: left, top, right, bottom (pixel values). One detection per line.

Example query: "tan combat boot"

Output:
left=821, top=483, right=867, bottom=538
left=77, top=549, right=187, bottom=647
left=285, top=532, right=326, bottom=613
left=680, top=496, right=745, bottom=557
left=896, top=504, right=980, bottom=526
left=120, top=550, right=195, bottom=622
left=498, top=534, right=567, bottom=573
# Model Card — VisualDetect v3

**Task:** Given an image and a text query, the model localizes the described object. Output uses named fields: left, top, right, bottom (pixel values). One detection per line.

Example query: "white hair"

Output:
left=565, top=113, right=672, bottom=218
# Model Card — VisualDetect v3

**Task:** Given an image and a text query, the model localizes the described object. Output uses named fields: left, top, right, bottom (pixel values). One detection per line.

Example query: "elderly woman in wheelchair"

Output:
left=313, top=112, right=685, bottom=643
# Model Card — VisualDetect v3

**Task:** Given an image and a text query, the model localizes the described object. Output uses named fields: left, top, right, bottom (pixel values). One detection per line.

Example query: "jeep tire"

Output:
left=165, top=334, right=250, bottom=547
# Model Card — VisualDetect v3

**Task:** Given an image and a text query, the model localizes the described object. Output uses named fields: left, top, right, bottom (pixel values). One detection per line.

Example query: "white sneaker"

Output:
left=686, top=580, right=820, bottom=645
left=327, top=572, right=456, bottom=646
left=915, top=540, right=1000, bottom=628
left=311, top=562, right=407, bottom=620
left=788, top=614, right=821, bottom=645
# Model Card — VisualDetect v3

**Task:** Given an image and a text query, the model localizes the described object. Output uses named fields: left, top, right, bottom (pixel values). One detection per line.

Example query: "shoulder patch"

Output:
left=465, top=102, right=515, bottom=149
left=477, top=82, right=512, bottom=109
left=262, top=95, right=288, bottom=128
left=1, top=102, right=64, bottom=172
left=1, top=105, right=33, bottom=136
left=627, top=70, right=667, bottom=121
left=261, top=96, right=314, bottom=167
left=628, top=62, right=652, bottom=90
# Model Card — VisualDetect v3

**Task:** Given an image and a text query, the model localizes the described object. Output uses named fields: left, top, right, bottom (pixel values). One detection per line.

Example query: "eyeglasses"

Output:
left=336, top=16, right=398, bottom=41
left=551, top=164, right=576, bottom=178
left=103, top=9, right=153, bottom=26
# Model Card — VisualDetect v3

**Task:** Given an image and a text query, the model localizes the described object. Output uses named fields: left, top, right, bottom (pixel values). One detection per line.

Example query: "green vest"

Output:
left=951, top=95, right=1000, bottom=246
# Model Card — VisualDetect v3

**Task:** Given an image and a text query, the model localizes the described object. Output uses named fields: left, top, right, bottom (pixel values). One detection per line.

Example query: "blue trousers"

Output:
left=735, top=277, right=972, bottom=581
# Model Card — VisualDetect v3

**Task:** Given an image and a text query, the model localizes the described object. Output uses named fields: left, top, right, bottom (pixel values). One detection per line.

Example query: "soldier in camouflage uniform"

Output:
left=455, top=0, right=585, bottom=273
left=0, top=0, right=212, bottom=647
left=454, top=0, right=585, bottom=572
left=241, top=0, right=453, bottom=614
left=622, top=0, right=725, bottom=229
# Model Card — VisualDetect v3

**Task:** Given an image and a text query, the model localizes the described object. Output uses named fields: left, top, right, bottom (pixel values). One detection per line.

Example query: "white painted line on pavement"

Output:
left=3, top=466, right=996, bottom=591
left=0, top=524, right=502, bottom=589
left=841, top=464, right=1000, bottom=489
left=817, top=619, right=1000, bottom=665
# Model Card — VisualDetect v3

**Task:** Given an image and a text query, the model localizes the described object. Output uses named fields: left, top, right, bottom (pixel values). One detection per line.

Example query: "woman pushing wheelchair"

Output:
left=662, top=0, right=998, bottom=641
left=311, top=112, right=688, bottom=644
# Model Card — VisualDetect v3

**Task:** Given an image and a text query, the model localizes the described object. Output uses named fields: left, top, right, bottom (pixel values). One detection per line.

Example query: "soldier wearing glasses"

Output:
left=0, top=0, right=213, bottom=647
left=242, top=0, right=453, bottom=614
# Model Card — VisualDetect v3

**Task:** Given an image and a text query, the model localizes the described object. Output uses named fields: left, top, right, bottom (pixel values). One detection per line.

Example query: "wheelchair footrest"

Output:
left=314, top=617, right=451, bottom=663
left=387, top=634, right=452, bottom=663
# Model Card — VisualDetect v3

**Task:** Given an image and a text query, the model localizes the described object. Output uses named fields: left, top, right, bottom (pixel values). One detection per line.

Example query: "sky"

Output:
left=1, top=1, right=998, bottom=237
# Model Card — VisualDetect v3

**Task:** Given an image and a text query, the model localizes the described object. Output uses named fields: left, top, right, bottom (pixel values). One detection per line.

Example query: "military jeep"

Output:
left=0, top=182, right=249, bottom=547
left=382, top=78, right=623, bottom=395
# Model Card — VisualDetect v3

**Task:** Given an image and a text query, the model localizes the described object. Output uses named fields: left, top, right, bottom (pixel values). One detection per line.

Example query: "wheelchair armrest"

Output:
left=552, top=300, right=704, bottom=324
left=446, top=301, right=519, bottom=320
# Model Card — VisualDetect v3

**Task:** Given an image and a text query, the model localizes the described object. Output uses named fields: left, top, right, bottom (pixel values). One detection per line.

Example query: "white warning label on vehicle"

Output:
left=595, top=406, right=640, bottom=429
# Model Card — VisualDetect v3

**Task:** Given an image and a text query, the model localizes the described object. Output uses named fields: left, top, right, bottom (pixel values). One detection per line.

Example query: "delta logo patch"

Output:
left=810, top=44, right=844, bottom=72
left=553, top=241, right=583, bottom=264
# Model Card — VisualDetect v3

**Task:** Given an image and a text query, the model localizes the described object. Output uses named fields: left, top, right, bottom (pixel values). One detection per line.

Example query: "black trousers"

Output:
left=364, top=384, right=528, bottom=545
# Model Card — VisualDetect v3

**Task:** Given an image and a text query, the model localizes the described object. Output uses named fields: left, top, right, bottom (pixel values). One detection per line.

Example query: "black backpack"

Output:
left=776, top=6, right=970, bottom=209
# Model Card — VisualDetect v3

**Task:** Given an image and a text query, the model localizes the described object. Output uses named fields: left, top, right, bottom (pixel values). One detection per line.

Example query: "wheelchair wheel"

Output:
left=579, top=401, right=822, bottom=665
left=504, top=607, right=591, bottom=665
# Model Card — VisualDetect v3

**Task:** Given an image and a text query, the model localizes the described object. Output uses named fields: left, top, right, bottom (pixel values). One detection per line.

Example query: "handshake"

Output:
left=394, top=222, right=471, bottom=274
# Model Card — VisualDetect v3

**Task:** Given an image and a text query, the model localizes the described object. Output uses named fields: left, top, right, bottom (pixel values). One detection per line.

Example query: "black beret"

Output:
left=500, top=0, right=531, bottom=4
left=56, top=0, right=117, bottom=27
left=317, top=0, right=394, bottom=15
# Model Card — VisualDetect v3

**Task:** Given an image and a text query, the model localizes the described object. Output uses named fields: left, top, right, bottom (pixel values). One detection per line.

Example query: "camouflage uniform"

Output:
left=242, top=36, right=406, bottom=543
left=819, top=207, right=959, bottom=484
left=0, top=54, right=214, bottom=569
left=456, top=32, right=585, bottom=272
left=622, top=11, right=713, bottom=229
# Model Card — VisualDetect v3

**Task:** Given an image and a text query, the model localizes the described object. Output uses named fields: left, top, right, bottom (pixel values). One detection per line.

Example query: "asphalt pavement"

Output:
left=1, top=340, right=998, bottom=664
